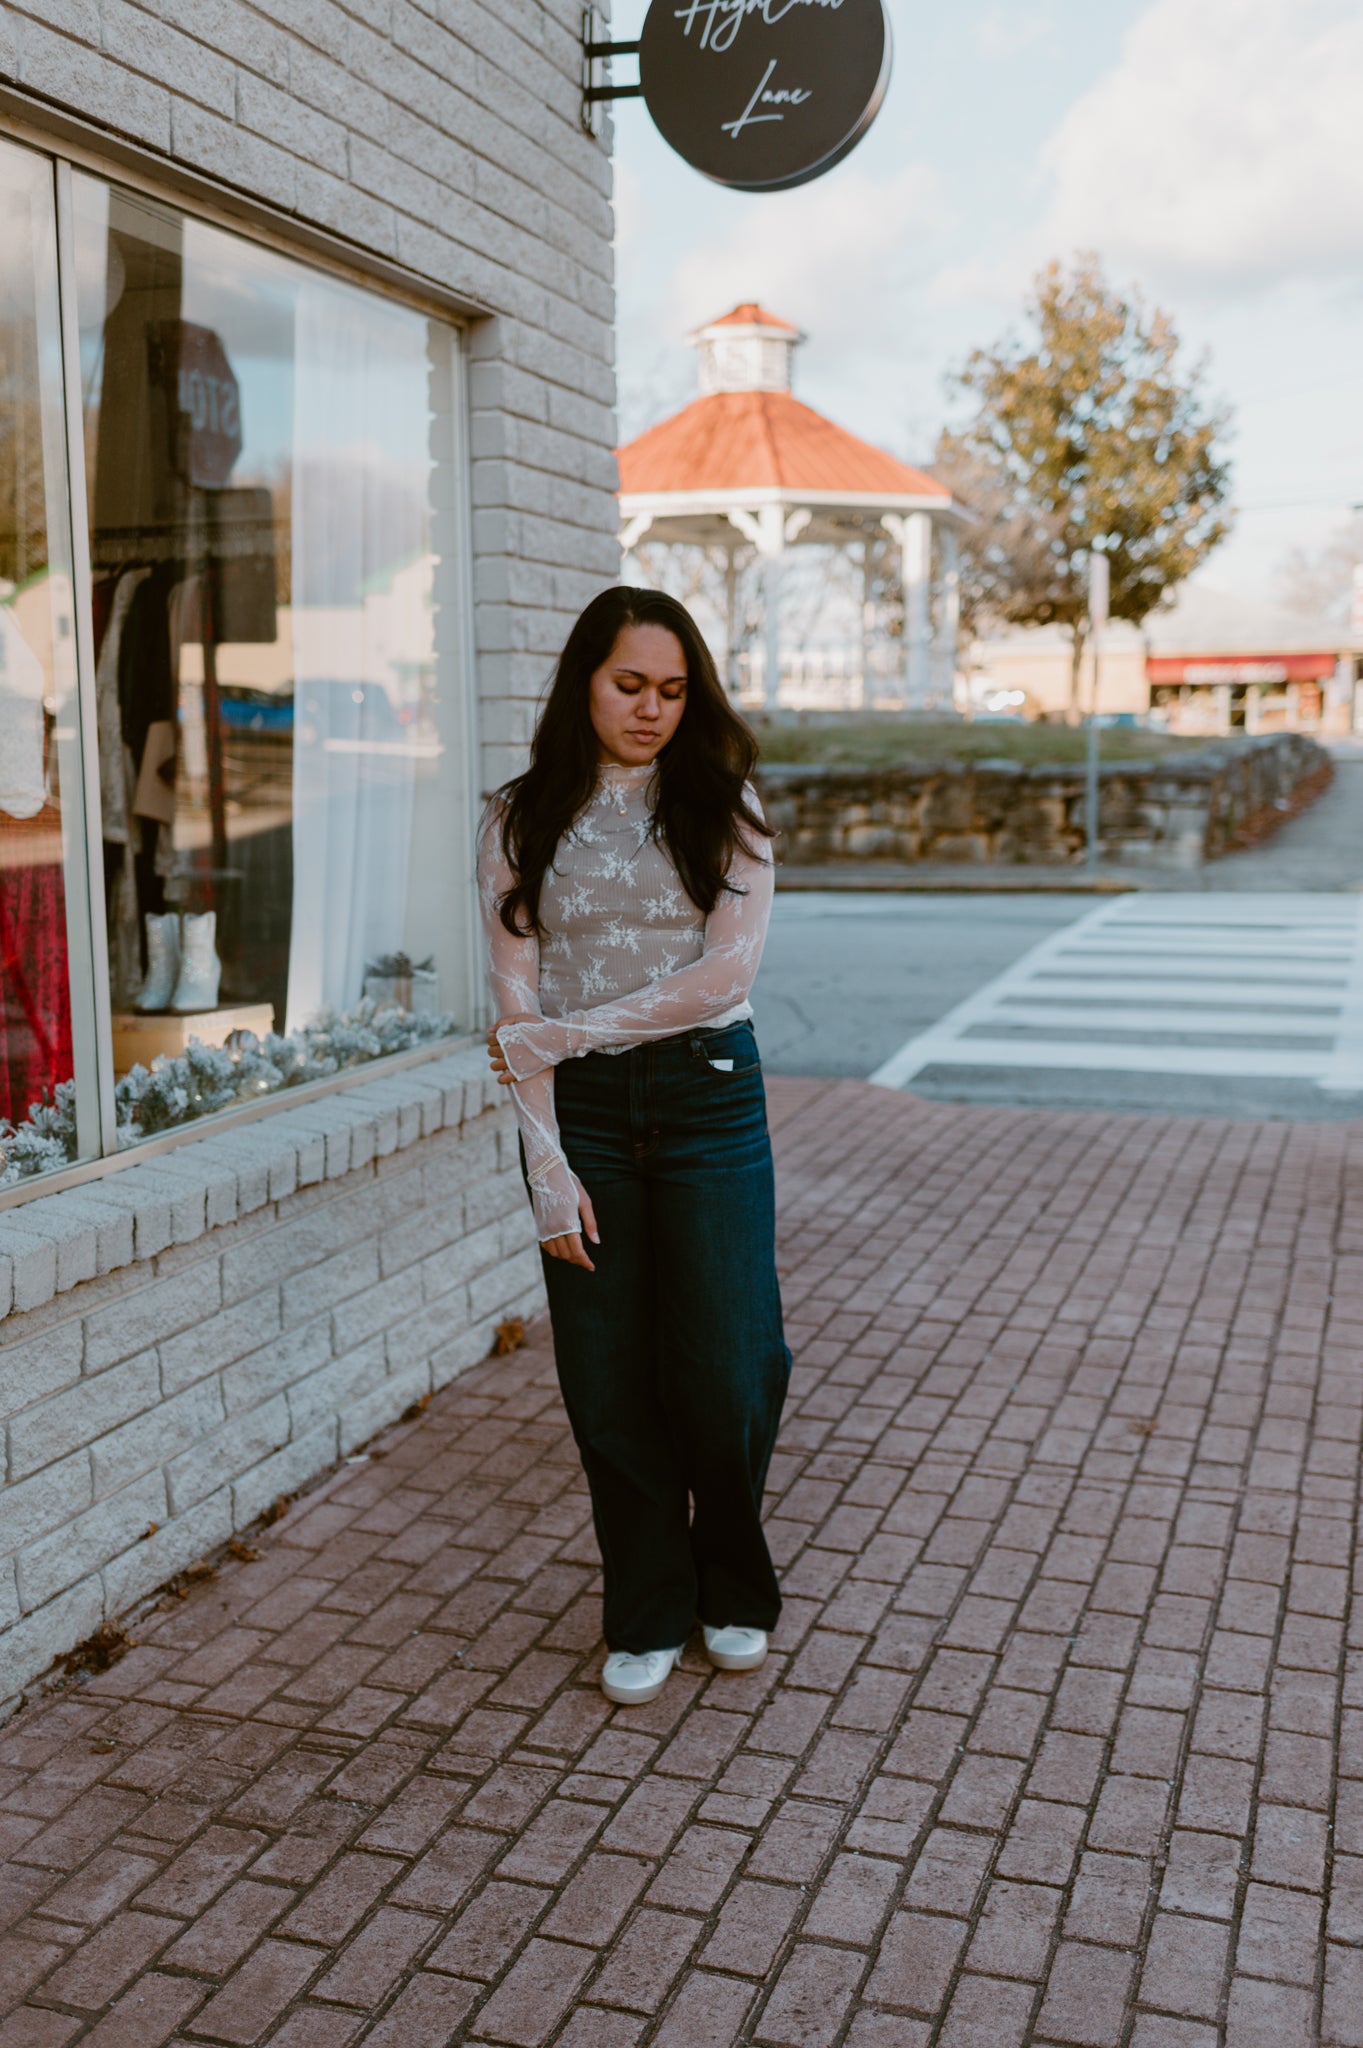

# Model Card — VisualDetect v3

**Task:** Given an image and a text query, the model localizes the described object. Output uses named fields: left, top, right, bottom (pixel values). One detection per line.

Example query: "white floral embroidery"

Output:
left=642, top=885, right=683, bottom=924
left=477, top=777, right=772, bottom=1241
left=558, top=884, right=596, bottom=922
left=579, top=955, right=613, bottom=998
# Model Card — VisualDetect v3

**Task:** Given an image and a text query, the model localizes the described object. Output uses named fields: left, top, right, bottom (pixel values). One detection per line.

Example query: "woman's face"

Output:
left=589, top=623, right=689, bottom=768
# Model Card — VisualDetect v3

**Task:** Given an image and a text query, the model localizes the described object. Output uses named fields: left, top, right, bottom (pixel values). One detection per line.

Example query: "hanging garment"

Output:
left=0, top=806, right=73, bottom=1125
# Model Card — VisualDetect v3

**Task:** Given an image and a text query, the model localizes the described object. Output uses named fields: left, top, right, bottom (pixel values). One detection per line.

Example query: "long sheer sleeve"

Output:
left=476, top=807, right=588, bottom=1243
left=494, top=800, right=774, bottom=1082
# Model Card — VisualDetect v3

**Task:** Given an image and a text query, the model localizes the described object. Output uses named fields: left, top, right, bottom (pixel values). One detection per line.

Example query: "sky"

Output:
left=608, top=0, right=1363, bottom=607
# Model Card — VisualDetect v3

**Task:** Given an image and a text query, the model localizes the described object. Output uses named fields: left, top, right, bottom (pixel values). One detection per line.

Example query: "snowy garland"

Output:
left=0, top=1001, right=458, bottom=1189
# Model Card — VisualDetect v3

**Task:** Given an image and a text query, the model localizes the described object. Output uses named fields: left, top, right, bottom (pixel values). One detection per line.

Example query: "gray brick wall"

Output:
left=0, top=1048, right=544, bottom=1716
left=1, top=0, right=622, bottom=793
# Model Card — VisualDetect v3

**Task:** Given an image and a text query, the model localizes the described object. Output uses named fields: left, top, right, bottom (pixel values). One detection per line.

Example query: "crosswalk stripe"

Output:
left=869, top=893, right=1363, bottom=1094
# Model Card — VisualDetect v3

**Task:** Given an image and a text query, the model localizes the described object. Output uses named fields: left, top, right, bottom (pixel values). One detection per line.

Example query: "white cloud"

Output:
left=1039, top=0, right=1363, bottom=295
left=972, top=4, right=1057, bottom=60
left=665, top=162, right=946, bottom=361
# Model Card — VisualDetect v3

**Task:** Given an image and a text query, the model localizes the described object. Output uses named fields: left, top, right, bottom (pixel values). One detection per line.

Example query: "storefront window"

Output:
left=0, top=142, right=92, bottom=1187
left=1, top=133, right=473, bottom=1193
left=72, top=174, right=466, bottom=1140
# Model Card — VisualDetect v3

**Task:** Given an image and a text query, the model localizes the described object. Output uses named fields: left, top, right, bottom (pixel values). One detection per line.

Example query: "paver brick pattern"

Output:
left=1, top=1077, right=1361, bottom=2045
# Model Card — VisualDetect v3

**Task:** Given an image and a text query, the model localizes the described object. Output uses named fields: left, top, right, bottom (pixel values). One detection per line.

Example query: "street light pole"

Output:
left=1085, top=552, right=1110, bottom=877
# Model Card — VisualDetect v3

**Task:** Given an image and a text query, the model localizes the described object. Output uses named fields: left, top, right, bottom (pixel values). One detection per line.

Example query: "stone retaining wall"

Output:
left=758, top=733, right=1333, bottom=869
left=0, top=1047, right=541, bottom=1717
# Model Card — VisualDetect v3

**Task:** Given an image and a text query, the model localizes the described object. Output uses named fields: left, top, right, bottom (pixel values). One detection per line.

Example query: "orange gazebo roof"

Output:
left=618, top=389, right=950, bottom=501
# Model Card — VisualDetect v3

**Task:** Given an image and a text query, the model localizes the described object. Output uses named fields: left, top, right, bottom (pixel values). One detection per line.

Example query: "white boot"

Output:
left=171, top=912, right=222, bottom=1012
left=702, top=1625, right=768, bottom=1672
left=134, top=913, right=181, bottom=1012
left=600, top=1644, right=684, bottom=1706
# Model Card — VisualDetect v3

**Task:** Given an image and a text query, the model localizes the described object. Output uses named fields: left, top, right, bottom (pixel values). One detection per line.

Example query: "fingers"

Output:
left=578, top=1187, right=600, bottom=1245
left=544, top=1232, right=594, bottom=1272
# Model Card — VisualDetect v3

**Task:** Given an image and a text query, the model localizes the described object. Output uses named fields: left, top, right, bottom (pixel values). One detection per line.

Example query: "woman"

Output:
left=478, top=586, right=791, bottom=1706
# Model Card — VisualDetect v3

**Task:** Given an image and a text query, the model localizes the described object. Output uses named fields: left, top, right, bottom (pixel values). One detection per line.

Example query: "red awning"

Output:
left=1147, top=652, right=1337, bottom=685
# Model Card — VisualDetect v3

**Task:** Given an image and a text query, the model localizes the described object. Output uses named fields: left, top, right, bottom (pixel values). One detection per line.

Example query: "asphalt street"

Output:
left=755, top=751, right=1363, bottom=1123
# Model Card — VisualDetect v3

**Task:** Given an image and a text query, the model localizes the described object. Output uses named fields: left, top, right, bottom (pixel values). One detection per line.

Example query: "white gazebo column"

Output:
left=935, top=524, right=960, bottom=703
left=727, top=505, right=787, bottom=709
left=884, top=511, right=932, bottom=707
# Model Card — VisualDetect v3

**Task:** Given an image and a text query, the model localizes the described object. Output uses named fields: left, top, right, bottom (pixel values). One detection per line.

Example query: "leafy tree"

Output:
left=935, top=255, right=1233, bottom=715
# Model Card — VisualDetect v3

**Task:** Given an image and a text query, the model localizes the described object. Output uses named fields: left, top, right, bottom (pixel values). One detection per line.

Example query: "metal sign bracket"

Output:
left=581, top=5, right=642, bottom=135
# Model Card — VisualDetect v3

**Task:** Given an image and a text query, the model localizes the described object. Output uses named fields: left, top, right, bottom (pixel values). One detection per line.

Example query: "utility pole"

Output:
left=1085, top=552, right=1110, bottom=876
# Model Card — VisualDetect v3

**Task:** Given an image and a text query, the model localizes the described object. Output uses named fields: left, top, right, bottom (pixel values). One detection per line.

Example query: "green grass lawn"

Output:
left=752, top=718, right=1212, bottom=769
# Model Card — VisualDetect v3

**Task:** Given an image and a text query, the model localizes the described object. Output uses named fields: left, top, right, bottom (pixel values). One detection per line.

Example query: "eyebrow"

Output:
left=614, top=667, right=688, bottom=685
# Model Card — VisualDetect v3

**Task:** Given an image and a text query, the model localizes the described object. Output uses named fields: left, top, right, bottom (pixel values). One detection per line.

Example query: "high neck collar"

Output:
left=597, top=761, right=656, bottom=784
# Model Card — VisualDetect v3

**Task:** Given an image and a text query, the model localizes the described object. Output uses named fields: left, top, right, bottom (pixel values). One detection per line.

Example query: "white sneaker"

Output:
left=702, top=1624, right=768, bottom=1672
left=601, top=1644, right=684, bottom=1705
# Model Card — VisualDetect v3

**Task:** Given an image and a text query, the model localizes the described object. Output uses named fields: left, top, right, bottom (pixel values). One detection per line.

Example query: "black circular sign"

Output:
left=639, top=0, right=892, bottom=193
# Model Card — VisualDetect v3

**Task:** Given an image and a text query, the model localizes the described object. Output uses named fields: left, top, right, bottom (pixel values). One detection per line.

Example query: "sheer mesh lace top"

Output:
left=477, top=763, right=774, bottom=1240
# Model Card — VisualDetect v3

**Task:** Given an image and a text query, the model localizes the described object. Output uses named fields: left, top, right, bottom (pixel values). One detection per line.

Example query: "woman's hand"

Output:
left=543, top=1175, right=599, bottom=1273
left=487, top=1012, right=541, bottom=1084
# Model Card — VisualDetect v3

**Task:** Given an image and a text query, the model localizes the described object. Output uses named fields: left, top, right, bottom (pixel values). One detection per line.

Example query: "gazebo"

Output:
left=618, top=304, right=969, bottom=709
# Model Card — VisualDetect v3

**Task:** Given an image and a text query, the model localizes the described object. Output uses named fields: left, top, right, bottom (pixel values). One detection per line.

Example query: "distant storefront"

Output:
left=1147, top=651, right=1354, bottom=735
left=968, top=586, right=1361, bottom=734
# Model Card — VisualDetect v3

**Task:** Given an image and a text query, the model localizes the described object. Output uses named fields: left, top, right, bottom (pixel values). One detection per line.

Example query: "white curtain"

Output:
left=285, top=280, right=428, bottom=1030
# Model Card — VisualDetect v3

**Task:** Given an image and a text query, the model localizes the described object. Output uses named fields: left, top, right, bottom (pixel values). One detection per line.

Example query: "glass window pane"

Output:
left=73, top=175, right=466, bottom=1143
left=0, top=141, right=93, bottom=1189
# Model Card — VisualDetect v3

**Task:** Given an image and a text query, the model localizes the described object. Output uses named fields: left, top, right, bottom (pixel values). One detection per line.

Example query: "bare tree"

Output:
left=1278, top=513, right=1363, bottom=628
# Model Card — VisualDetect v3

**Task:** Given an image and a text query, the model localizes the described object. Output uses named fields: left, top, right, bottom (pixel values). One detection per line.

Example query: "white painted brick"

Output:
left=166, top=1394, right=291, bottom=1514
left=18, top=1469, right=167, bottom=1610
left=288, top=1337, right=387, bottom=1440
left=0, top=1558, right=18, bottom=1633
left=18, top=1193, right=133, bottom=1276
left=339, top=1356, right=431, bottom=1454
left=331, top=1266, right=424, bottom=1355
left=281, top=1239, right=381, bottom=1331
left=92, top=1378, right=227, bottom=1501
left=77, top=1169, right=174, bottom=1260
left=9, top=1348, right=160, bottom=1482
left=384, top=1285, right=468, bottom=1370
left=0, top=1212, right=91, bottom=1294
left=0, top=1320, right=82, bottom=1417
left=159, top=1287, right=282, bottom=1396
left=416, top=1218, right=502, bottom=1302
left=101, top=0, right=238, bottom=116
left=379, top=1200, right=465, bottom=1280
left=0, top=1254, right=12, bottom=1322
left=101, top=1485, right=235, bottom=1616
left=134, top=1152, right=240, bottom=1233
left=465, top=1170, right=526, bottom=1232
left=0, top=1448, right=93, bottom=1555
left=0, top=1226, right=58, bottom=1313
left=469, top=1244, right=540, bottom=1320
left=220, top=1316, right=332, bottom=1418
left=219, top=1193, right=366, bottom=1306
left=17, top=22, right=172, bottom=150
left=84, top=1258, right=222, bottom=1373
left=231, top=1417, right=337, bottom=1527
left=0, top=1576, right=104, bottom=1710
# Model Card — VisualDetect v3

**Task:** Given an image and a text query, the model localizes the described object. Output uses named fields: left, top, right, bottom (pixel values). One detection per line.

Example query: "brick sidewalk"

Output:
left=1, top=1078, right=1361, bottom=2046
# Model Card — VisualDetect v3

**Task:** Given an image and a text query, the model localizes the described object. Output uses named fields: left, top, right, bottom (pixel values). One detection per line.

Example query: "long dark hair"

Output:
left=494, top=585, right=772, bottom=939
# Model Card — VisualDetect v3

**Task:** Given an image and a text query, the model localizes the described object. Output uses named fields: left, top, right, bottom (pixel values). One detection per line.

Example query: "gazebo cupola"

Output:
left=618, top=302, right=969, bottom=710
left=693, top=303, right=804, bottom=397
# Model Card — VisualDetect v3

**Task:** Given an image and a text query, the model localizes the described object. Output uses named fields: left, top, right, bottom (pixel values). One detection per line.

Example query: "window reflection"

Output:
left=74, top=176, right=463, bottom=1116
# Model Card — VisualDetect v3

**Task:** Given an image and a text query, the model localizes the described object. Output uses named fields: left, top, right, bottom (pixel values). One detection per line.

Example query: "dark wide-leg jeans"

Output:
left=532, top=1019, right=791, bottom=1654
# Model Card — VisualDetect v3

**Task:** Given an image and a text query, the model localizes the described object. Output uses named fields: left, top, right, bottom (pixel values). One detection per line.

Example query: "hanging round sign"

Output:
left=638, top=0, right=892, bottom=193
